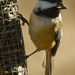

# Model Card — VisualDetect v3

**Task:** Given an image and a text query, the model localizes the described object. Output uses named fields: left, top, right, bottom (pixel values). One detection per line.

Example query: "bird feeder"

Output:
left=0, top=0, right=28, bottom=75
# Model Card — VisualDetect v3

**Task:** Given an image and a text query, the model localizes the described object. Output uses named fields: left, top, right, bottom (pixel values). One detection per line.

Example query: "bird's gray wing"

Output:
left=51, top=30, right=61, bottom=56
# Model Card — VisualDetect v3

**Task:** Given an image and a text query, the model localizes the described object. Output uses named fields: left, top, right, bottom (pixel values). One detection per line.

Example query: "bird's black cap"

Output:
left=39, top=0, right=62, bottom=3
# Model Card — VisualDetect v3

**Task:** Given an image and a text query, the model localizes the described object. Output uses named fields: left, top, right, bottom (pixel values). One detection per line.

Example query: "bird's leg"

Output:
left=20, top=50, right=38, bottom=60
left=18, top=13, right=29, bottom=26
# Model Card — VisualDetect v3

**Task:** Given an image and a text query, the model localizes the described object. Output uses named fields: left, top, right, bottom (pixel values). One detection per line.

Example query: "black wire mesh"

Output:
left=0, top=0, right=27, bottom=75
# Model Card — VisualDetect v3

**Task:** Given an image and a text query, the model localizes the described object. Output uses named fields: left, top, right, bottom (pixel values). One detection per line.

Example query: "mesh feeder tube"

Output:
left=0, top=0, right=28, bottom=75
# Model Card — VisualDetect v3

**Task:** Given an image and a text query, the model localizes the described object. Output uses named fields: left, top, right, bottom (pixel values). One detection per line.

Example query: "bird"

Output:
left=19, top=0, right=67, bottom=75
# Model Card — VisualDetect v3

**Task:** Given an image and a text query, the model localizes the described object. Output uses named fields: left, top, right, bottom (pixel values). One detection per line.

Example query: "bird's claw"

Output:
left=18, top=13, right=29, bottom=26
left=20, top=54, right=29, bottom=60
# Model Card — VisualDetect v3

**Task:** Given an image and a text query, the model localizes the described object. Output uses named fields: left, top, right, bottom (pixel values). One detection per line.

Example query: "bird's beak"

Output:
left=56, top=3, right=68, bottom=9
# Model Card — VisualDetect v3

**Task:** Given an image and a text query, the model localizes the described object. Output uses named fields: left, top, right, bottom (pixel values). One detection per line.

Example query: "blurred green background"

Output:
left=18, top=0, right=75, bottom=75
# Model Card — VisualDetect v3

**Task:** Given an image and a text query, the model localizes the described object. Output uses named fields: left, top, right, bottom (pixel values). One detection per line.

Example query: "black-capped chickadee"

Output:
left=19, top=0, right=67, bottom=75
left=29, top=0, right=67, bottom=75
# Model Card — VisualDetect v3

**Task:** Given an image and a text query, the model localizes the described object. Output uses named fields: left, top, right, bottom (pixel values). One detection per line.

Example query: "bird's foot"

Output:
left=18, top=13, right=29, bottom=26
left=20, top=54, right=29, bottom=60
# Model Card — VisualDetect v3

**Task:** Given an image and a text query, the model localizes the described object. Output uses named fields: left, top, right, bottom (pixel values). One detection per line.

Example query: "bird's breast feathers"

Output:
left=29, top=12, right=62, bottom=50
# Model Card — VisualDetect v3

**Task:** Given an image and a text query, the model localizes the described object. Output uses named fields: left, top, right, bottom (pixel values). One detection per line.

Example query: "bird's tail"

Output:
left=42, top=50, right=53, bottom=75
